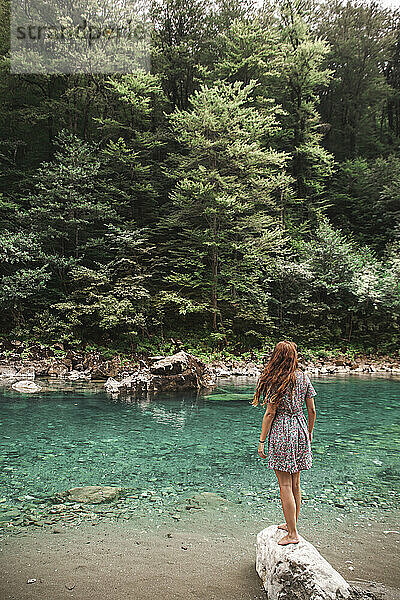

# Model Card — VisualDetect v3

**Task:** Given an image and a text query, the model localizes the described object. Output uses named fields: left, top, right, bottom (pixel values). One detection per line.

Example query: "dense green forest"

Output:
left=0, top=0, right=399, bottom=356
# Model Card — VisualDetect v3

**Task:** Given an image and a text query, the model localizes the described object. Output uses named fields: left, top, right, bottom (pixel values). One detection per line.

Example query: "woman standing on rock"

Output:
left=252, top=341, right=317, bottom=546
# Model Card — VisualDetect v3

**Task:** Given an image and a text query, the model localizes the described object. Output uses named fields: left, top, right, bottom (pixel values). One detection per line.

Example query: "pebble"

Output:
left=383, top=530, right=400, bottom=534
left=65, top=583, right=76, bottom=590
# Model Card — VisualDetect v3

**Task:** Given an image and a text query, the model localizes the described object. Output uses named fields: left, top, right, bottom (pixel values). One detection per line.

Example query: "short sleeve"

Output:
left=304, top=373, right=317, bottom=399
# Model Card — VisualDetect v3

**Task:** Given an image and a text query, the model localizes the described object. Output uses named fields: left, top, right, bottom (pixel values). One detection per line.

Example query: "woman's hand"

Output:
left=258, top=442, right=267, bottom=459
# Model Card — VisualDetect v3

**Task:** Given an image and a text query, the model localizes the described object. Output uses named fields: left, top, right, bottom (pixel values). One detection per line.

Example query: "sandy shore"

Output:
left=1, top=506, right=399, bottom=600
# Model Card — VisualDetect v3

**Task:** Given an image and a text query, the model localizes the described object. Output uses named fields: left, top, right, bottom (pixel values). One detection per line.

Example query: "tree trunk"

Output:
left=211, top=213, right=218, bottom=331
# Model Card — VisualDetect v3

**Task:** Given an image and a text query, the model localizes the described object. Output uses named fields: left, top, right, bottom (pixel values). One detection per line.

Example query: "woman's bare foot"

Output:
left=277, top=533, right=300, bottom=545
left=277, top=522, right=288, bottom=531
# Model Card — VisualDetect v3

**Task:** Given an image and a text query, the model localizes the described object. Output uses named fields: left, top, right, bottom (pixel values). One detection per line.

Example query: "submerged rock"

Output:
left=182, top=491, right=233, bottom=510
left=11, top=380, right=41, bottom=393
left=105, top=351, right=216, bottom=397
left=62, top=485, right=123, bottom=504
left=255, top=525, right=379, bottom=600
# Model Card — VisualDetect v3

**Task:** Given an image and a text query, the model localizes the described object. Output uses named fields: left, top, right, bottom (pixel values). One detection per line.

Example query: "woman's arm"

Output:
left=258, top=403, right=277, bottom=457
left=304, top=373, right=317, bottom=441
left=305, top=395, right=316, bottom=440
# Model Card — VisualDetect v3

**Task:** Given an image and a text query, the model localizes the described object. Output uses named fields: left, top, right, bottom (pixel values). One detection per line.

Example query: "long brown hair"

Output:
left=252, top=341, right=298, bottom=408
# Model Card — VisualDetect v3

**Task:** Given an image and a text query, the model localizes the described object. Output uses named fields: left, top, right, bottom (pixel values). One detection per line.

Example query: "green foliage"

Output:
left=0, top=0, right=398, bottom=353
left=275, top=0, right=336, bottom=206
left=316, top=0, right=397, bottom=158
left=156, top=79, right=291, bottom=339
left=325, top=155, right=400, bottom=253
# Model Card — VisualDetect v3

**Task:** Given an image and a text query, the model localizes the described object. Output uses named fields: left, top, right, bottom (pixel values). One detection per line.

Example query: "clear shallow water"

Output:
left=0, top=376, right=399, bottom=527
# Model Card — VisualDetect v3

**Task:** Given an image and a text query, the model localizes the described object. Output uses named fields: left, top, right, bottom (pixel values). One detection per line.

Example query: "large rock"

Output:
left=16, top=366, right=35, bottom=379
left=0, top=365, right=35, bottom=379
left=255, top=525, right=378, bottom=600
left=67, top=369, right=91, bottom=380
left=63, top=485, right=122, bottom=504
left=47, top=361, right=69, bottom=377
left=0, top=366, right=18, bottom=378
left=149, top=351, right=191, bottom=375
left=104, top=377, right=124, bottom=393
left=12, top=380, right=41, bottom=393
left=105, top=351, right=216, bottom=397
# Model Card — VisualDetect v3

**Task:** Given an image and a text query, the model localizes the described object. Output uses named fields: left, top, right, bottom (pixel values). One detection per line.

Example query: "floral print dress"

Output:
left=265, top=370, right=317, bottom=473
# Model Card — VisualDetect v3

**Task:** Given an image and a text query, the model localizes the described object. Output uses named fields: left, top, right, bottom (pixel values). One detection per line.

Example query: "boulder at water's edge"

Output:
left=62, top=486, right=122, bottom=504
left=105, top=351, right=216, bottom=396
left=11, top=380, right=41, bottom=393
left=255, top=525, right=379, bottom=600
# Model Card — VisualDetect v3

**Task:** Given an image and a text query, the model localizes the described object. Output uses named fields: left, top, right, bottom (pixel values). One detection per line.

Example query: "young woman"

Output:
left=252, top=341, right=317, bottom=545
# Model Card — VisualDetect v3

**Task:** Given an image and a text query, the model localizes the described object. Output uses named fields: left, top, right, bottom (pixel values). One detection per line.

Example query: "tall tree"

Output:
left=324, top=154, right=400, bottom=254
left=150, top=0, right=211, bottom=110
left=156, top=79, right=291, bottom=343
left=275, top=0, right=335, bottom=217
left=316, top=0, right=396, bottom=159
left=384, top=24, right=400, bottom=144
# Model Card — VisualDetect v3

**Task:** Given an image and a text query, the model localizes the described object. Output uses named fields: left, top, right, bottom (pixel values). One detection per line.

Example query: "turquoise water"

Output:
left=0, top=376, right=399, bottom=525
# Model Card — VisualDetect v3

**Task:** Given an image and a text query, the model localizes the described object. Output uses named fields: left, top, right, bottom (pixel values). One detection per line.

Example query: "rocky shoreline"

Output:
left=210, top=356, right=400, bottom=377
left=1, top=347, right=400, bottom=396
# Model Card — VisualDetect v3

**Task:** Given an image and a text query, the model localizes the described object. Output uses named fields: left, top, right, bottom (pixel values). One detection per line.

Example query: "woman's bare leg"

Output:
left=274, top=469, right=299, bottom=544
left=278, top=471, right=301, bottom=531
left=292, top=471, right=301, bottom=521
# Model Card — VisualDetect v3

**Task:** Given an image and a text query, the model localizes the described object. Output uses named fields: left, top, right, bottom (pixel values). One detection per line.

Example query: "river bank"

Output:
left=1, top=504, right=399, bottom=600
left=0, top=345, right=400, bottom=384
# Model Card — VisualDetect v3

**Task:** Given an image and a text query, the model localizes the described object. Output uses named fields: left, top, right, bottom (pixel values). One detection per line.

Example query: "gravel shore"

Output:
left=1, top=505, right=399, bottom=600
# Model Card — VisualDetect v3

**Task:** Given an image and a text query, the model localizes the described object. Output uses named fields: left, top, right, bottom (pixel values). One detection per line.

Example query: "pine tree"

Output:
left=275, top=0, right=335, bottom=216
left=156, top=79, right=291, bottom=344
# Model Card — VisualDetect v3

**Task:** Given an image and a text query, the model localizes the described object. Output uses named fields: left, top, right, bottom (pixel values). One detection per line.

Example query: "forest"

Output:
left=0, top=0, right=399, bottom=357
